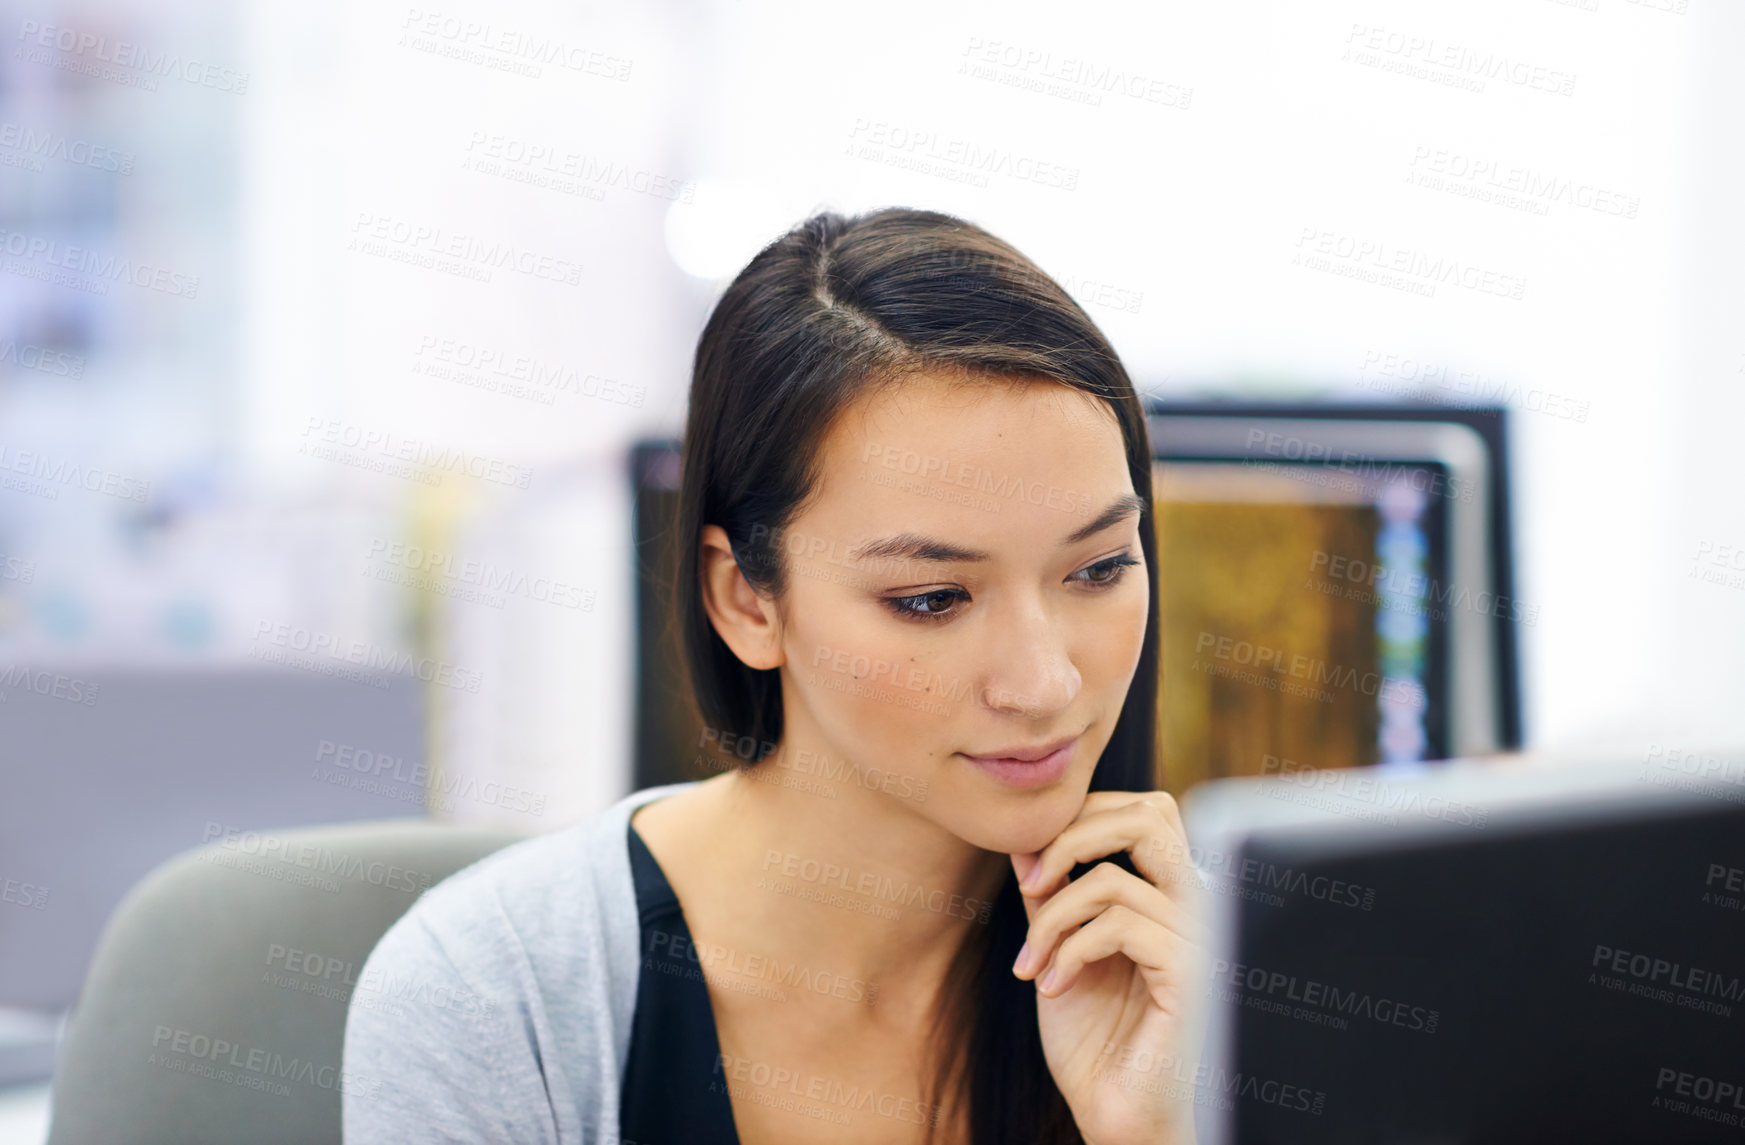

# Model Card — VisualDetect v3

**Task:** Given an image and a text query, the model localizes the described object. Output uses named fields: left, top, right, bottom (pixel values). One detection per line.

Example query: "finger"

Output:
left=1094, top=791, right=1194, bottom=882
left=1010, top=850, right=1042, bottom=925
left=1020, top=793, right=1200, bottom=905
left=1013, top=861, right=1203, bottom=982
left=1035, top=905, right=1183, bottom=1006
left=1021, top=792, right=1178, bottom=894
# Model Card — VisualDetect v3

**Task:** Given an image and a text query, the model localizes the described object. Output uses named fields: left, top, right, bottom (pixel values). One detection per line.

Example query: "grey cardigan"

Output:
left=344, top=780, right=1218, bottom=1143
left=341, top=780, right=697, bottom=1144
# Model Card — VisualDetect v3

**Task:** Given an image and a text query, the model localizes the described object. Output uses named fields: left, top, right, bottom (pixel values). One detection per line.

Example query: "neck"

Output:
left=690, top=730, right=1010, bottom=1014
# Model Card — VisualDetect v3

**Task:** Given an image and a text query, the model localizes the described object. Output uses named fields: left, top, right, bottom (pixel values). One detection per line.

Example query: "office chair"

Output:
left=44, top=817, right=525, bottom=1145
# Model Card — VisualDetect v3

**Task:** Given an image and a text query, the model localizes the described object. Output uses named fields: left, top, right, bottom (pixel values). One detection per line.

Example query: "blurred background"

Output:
left=3, top=0, right=1743, bottom=1138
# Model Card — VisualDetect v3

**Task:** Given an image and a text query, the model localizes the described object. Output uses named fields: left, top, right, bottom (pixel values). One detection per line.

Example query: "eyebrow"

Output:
left=846, top=493, right=1149, bottom=565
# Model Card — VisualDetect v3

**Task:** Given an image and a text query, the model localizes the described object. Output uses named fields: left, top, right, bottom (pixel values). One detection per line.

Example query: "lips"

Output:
left=962, top=733, right=1079, bottom=763
left=958, top=736, right=1078, bottom=789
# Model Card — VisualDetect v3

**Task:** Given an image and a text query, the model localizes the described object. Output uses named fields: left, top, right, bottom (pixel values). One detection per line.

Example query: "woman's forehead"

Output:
left=832, top=370, right=1113, bottom=453
left=794, top=373, right=1132, bottom=548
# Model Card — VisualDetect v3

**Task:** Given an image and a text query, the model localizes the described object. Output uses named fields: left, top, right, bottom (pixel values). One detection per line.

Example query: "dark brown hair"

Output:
left=672, top=206, right=1159, bottom=1145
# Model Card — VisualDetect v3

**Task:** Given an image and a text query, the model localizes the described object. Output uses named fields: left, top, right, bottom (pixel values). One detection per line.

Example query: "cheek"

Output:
left=784, top=586, right=952, bottom=735
left=1096, top=584, right=1150, bottom=682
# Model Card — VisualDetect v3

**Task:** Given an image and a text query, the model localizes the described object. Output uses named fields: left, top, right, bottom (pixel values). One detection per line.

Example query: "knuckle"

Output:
left=1030, top=902, right=1060, bottom=939
left=1091, top=859, right=1128, bottom=889
left=1140, top=793, right=1180, bottom=824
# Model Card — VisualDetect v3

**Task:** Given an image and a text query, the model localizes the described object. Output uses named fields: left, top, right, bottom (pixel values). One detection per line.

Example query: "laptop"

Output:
left=1176, top=750, right=1745, bottom=1144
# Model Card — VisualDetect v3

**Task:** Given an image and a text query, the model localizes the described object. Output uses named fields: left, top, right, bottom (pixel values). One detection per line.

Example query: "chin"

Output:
left=953, top=779, right=1089, bottom=856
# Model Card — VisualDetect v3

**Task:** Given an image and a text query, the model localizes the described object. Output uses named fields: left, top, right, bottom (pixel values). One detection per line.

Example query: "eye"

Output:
left=884, top=587, right=969, bottom=623
left=882, top=551, right=1142, bottom=624
left=1070, top=552, right=1141, bottom=588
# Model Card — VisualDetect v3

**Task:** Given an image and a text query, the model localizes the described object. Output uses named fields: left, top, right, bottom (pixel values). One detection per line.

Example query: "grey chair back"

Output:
left=45, top=818, right=524, bottom=1145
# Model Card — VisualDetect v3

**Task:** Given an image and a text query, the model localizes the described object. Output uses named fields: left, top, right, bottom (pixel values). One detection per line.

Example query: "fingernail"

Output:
left=1039, top=967, right=1056, bottom=993
left=1013, top=942, right=1030, bottom=976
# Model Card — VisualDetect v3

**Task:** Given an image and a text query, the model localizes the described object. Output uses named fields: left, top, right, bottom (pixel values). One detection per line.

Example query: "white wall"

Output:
left=230, top=0, right=1743, bottom=825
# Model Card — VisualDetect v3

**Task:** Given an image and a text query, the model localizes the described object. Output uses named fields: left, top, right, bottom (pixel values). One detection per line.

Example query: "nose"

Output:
left=978, top=595, right=1081, bottom=718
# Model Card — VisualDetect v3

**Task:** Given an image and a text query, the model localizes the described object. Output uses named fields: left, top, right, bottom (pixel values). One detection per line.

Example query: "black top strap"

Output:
left=619, top=819, right=742, bottom=1145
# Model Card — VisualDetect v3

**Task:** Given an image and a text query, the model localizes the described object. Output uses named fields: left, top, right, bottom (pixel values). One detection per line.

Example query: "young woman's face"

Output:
left=770, top=369, right=1151, bottom=856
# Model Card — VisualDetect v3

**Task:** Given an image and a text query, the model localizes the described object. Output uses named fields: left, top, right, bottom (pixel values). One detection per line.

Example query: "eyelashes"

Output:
left=882, top=552, right=1142, bottom=624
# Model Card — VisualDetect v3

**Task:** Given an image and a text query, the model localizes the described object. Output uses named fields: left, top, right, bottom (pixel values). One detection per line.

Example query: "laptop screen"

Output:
left=1204, top=784, right=1745, bottom=1143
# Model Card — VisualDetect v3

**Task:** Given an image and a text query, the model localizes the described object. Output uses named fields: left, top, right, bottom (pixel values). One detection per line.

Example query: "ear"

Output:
left=698, top=524, right=785, bottom=671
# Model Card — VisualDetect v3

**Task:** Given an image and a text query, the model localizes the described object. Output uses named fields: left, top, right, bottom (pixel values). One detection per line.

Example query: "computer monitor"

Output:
left=1146, top=400, right=1522, bottom=776
left=1179, top=752, right=1745, bottom=1144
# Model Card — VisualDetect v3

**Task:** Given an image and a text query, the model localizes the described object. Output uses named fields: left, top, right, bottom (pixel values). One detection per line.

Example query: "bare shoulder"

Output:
left=628, top=770, right=734, bottom=873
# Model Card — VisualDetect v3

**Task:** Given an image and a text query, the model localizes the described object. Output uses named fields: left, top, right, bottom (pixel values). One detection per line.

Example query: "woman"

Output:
left=342, top=207, right=1208, bottom=1145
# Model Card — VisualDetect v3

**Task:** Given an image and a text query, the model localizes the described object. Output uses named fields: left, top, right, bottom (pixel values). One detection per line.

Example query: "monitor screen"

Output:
left=1203, top=789, right=1745, bottom=1144
left=1151, top=457, right=1450, bottom=793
